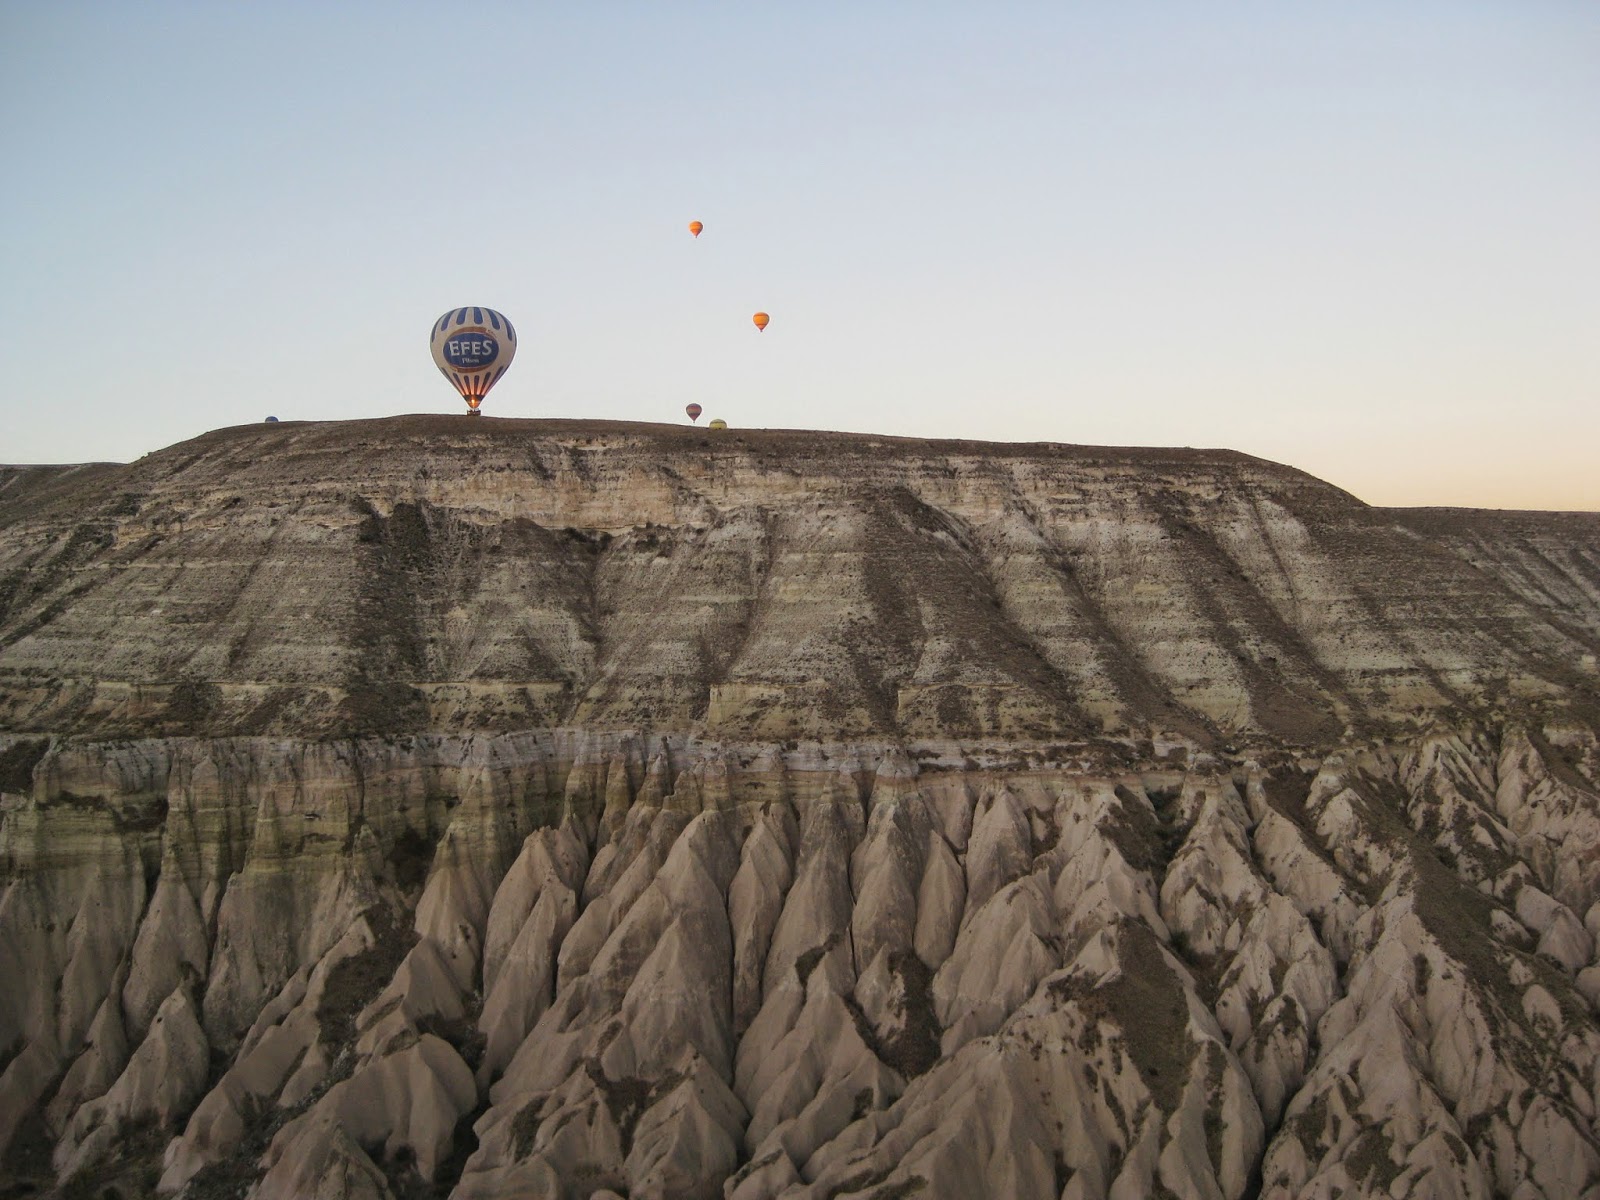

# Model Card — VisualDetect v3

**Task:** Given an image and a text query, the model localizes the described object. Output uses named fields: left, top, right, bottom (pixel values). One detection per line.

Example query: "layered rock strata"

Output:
left=2, top=418, right=1596, bottom=744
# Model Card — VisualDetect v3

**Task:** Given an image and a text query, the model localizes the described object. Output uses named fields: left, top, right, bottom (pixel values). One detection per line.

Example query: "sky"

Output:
left=1, top=2, right=1596, bottom=510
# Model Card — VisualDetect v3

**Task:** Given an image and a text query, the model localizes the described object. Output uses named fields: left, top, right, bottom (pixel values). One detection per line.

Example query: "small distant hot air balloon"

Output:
left=264, top=416, right=279, bottom=423
left=688, top=221, right=704, bottom=238
left=708, top=418, right=728, bottom=430
left=685, top=403, right=703, bottom=422
left=752, top=312, right=769, bottom=332
left=430, top=307, right=518, bottom=415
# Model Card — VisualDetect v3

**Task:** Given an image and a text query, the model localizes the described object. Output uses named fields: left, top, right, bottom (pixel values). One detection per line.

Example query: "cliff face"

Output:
left=2, top=417, right=1600, bottom=1200
left=3, top=417, right=1597, bottom=744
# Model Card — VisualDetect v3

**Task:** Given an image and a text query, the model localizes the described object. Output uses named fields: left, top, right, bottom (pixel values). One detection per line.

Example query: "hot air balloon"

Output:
left=752, top=312, right=769, bottom=332
left=430, top=307, right=518, bottom=415
left=708, top=418, right=728, bottom=430
left=688, top=221, right=703, bottom=238
left=685, top=403, right=703, bottom=422
left=264, top=416, right=279, bottom=423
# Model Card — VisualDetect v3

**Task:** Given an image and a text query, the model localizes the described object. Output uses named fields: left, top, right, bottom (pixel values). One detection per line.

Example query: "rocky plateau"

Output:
left=2, top=415, right=1599, bottom=1199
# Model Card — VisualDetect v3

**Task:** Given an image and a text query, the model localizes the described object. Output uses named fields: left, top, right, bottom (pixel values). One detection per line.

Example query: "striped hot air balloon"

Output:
left=430, top=307, right=518, bottom=414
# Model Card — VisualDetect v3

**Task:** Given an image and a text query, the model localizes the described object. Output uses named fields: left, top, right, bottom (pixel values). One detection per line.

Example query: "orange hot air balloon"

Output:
left=685, top=403, right=702, bottom=422
left=688, top=221, right=703, bottom=238
left=752, top=312, right=770, bottom=332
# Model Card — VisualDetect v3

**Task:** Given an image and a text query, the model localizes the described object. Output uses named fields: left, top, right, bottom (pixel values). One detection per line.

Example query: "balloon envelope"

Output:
left=688, top=221, right=703, bottom=237
left=264, top=416, right=279, bottom=423
left=430, top=308, right=518, bottom=412
left=752, top=312, right=769, bottom=331
left=685, top=403, right=702, bottom=422
left=708, top=418, right=728, bottom=430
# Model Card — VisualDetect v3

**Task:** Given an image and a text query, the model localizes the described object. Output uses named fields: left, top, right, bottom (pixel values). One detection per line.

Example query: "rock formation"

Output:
left=1, top=416, right=1598, bottom=1198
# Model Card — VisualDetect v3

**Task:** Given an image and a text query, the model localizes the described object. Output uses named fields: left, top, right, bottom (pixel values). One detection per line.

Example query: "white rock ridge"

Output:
left=2, top=420, right=1599, bottom=1197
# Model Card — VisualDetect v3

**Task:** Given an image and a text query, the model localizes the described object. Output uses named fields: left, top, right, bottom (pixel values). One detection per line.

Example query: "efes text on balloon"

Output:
left=443, top=333, right=500, bottom=370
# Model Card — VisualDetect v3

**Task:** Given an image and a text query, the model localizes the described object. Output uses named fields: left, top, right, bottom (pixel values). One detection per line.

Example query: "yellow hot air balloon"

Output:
left=688, top=221, right=703, bottom=238
left=430, top=307, right=518, bottom=414
left=708, top=419, right=728, bottom=430
left=752, top=312, right=769, bottom=332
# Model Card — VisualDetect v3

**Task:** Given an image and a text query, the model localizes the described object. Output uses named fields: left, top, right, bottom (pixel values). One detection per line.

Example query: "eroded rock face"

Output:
left=0, top=727, right=1595, bottom=1197
left=3, top=421, right=1600, bottom=1197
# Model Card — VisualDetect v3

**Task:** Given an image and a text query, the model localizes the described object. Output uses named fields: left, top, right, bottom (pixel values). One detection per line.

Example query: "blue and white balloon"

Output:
left=430, top=307, right=517, bottom=414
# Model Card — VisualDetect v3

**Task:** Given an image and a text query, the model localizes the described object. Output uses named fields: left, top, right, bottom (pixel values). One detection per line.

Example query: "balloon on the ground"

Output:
left=685, top=404, right=702, bottom=422
left=430, top=308, right=517, bottom=414
left=752, top=312, right=769, bottom=332
left=708, top=418, right=728, bottom=430
left=688, top=221, right=703, bottom=238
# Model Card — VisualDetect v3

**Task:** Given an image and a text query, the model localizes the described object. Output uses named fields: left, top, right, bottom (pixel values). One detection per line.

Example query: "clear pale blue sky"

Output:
left=2, top=2, right=1596, bottom=508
